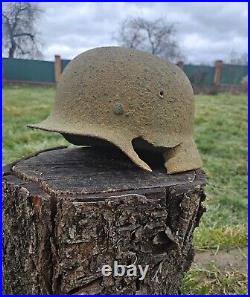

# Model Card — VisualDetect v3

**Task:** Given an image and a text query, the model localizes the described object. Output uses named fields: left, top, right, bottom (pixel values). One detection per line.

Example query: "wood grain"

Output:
left=3, top=147, right=206, bottom=294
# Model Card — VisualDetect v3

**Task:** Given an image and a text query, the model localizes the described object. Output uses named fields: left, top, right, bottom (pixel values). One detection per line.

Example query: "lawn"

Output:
left=2, top=85, right=248, bottom=294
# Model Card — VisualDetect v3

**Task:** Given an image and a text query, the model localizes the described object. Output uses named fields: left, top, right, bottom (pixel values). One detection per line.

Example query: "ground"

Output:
left=2, top=85, right=248, bottom=294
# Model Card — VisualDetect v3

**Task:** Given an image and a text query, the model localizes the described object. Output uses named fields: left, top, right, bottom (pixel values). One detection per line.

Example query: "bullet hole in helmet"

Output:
left=159, top=90, right=164, bottom=98
left=131, top=137, right=166, bottom=170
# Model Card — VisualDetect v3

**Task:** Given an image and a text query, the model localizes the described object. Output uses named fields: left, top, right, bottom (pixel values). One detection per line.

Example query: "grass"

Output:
left=2, top=85, right=248, bottom=294
left=194, top=225, right=247, bottom=250
left=193, top=93, right=248, bottom=251
left=2, top=85, right=68, bottom=164
left=182, top=264, right=247, bottom=295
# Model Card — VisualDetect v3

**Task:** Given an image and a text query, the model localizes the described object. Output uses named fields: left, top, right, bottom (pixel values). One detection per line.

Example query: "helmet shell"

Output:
left=29, top=47, right=202, bottom=173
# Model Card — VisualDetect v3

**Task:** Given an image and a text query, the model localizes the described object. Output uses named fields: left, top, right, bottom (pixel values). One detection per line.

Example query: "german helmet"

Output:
left=29, top=46, right=202, bottom=173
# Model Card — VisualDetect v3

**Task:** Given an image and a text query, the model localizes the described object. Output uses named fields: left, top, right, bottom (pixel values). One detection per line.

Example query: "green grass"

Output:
left=193, top=93, right=247, bottom=251
left=194, top=225, right=247, bottom=250
left=3, top=85, right=68, bottom=164
left=2, top=85, right=248, bottom=294
left=182, top=264, right=247, bottom=295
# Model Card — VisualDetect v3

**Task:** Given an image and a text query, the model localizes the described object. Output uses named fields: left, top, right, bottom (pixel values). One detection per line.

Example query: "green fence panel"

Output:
left=2, top=58, right=248, bottom=87
left=220, top=64, right=248, bottom=85
left=183, top=64, right=214, bottom=86
left=2, top=58, right=55, bottom=83
left=61, top=59, right=71, bottom=72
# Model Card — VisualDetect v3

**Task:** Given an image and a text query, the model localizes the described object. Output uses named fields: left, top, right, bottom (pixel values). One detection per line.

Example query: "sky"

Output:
left=36, top=2, right=248, bottom=64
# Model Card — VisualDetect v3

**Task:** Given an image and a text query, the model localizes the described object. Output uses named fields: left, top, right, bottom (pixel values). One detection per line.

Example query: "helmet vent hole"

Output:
left=159, top=90, right=164, bottom=98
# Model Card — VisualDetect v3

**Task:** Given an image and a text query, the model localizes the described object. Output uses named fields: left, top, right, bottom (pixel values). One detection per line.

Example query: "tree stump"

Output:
left=2, top=147, right=206, bottom=295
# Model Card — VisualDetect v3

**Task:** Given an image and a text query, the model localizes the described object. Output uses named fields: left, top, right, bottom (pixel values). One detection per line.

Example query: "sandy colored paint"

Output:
left=29, top=46, right=202, bottom=173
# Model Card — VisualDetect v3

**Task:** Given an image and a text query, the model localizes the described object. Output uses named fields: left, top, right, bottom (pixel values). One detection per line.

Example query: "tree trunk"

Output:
left=2, top=147, right=206, bottom=295
left=9, top=40, right=16, bottom=58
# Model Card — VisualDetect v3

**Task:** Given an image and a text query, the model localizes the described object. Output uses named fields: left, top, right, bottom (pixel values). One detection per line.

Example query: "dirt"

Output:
left=194, top=248, right=248, bottom=273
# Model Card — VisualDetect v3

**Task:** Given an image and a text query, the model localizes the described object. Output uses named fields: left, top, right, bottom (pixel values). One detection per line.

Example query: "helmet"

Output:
left=29, top=46, right=202, bottom=173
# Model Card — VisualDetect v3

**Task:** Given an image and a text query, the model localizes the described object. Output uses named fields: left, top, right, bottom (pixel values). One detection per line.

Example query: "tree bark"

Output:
left=2, top=147, right=206, bottom=295
left=9, top=38, right=16, bottom=58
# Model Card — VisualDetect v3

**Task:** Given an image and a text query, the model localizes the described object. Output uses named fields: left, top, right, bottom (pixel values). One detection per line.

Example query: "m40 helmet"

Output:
left=29, top=46, right=202, bottom=173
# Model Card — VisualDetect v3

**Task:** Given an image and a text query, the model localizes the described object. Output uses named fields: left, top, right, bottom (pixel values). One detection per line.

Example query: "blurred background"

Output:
left=2, top=2, right=248, bottom=91
left=2, top=2, right=248, bottom=295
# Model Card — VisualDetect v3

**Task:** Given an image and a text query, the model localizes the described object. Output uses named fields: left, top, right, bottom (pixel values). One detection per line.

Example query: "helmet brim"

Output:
left=28, top=119, right=153, bottom=172
left=29, top=119, right=202, bottom=174
left=163, top=137, right=203, bottom=174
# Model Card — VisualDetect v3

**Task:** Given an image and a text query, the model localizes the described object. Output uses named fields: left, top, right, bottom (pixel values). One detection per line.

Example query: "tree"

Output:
left=2, top=2, right=43, bottom=59
left=115, top=17, right=183, bottom=62
left=227, top=50, right=248, bottom=65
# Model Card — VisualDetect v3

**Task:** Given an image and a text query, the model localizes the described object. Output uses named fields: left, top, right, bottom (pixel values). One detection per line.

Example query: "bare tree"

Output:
left=227, top=50, right=248, bottom=65
left=2, top=2, right=43, bottom=59
left=115, top=17, right=183, bottom=62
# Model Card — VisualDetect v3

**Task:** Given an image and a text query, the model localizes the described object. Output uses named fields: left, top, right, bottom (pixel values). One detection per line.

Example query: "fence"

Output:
left=2, top=56, right=70, bottom=84
left=2, top=56, right=248, bottom=88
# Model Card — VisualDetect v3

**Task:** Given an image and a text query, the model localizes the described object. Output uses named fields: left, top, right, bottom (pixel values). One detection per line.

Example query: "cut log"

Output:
left=2, top=147, right=206, bottom=294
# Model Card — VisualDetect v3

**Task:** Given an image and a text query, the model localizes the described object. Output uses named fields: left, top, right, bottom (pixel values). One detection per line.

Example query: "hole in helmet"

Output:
left=159, top=90, right=164, bottom=98
left=131, top=137, right=166, bottom=170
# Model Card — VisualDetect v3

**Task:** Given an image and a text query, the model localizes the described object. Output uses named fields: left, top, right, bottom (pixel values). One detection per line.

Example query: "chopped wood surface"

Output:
left=3, top=147, right=206, bottom=294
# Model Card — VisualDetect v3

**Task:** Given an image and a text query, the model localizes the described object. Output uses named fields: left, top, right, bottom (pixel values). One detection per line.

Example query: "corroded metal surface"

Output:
left=29, top=46, right=202, bottom=173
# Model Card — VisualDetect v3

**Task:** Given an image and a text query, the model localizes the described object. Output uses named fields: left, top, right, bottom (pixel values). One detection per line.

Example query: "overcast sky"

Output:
left=38, top=2, right=248, bottom=64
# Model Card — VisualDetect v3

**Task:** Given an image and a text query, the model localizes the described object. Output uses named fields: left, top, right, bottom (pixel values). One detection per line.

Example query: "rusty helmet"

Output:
left=29, top=46, right=202, bottom=173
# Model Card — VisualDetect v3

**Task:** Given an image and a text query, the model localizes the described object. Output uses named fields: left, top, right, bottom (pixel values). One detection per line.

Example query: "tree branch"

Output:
left=115, top=17, right=182, bottom=62
left=13, top=32, right=35, bottom=40
left=2, top=2, right=42, bottom=58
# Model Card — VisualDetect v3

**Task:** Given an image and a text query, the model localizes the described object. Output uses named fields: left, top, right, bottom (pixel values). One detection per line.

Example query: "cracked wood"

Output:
left=2, top=147, right=206, bottom=294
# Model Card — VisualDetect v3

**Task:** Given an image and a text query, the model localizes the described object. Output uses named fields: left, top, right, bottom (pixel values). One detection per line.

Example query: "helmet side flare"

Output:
left=29, top=46, right=202, bottom=173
